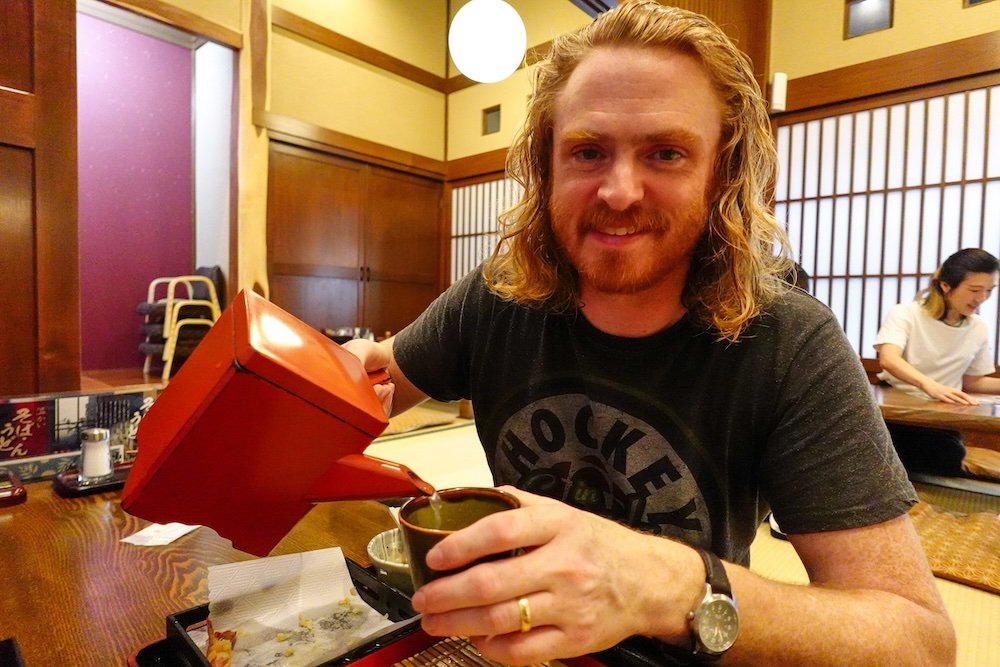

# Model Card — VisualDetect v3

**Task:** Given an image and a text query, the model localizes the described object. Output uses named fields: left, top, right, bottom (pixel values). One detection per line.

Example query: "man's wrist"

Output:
left=642, top=541, right=709, bottom=643
left=687, top=549, right=740, bottom=659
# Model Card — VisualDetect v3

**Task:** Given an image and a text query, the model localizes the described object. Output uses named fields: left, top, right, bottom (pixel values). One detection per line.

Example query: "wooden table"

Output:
left=871, top=384, right=1000, bottom=451
left=0, top=481, right=397, bottom=667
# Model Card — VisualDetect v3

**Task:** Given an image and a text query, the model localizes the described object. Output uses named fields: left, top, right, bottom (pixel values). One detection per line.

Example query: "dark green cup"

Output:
left=398, top=487, right=520, bottom=590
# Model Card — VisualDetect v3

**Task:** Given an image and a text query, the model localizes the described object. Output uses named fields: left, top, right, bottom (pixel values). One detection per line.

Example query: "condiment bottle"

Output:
left=79, top=428, right=113, bottom=485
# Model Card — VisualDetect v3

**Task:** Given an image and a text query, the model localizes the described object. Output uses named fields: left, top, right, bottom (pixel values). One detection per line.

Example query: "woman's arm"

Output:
left=962, top=374, right=1000, bottom=395
left=876, top=343, right=978, bottom=405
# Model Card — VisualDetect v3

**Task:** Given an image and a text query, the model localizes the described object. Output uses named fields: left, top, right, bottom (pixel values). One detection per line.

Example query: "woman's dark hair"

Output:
left=919, top=248, right=1000, bottom=320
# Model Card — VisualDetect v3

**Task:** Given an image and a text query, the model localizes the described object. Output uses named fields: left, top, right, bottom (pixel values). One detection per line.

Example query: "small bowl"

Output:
left=367, top=528, right=413, bottom=594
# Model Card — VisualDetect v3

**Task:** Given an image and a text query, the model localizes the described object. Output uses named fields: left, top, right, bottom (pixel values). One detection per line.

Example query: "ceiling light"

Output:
left=448, top=0, right=527, bottom=84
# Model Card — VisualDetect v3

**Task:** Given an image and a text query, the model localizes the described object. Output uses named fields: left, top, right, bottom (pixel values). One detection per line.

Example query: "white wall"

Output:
left=194, top=41, right=234, bottom=278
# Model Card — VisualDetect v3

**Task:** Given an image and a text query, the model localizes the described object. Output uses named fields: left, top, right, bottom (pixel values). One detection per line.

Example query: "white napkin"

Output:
left=121, top=522, right=199, bottom=546
left=204, top=547, right=397, bottom=667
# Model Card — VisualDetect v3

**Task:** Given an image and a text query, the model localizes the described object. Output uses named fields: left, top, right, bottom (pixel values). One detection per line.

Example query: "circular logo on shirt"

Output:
left=490, top=392, right=711, bottom=545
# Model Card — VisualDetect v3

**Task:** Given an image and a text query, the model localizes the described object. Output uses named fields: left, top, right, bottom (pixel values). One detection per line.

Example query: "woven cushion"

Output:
left=909, top=501, right=1000, bottom=594
left=962, top=446, right=1000, bottom=481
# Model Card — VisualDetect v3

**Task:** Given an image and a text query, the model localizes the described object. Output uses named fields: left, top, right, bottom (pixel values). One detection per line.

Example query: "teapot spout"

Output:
left=306, top=453, right=435, bottom=502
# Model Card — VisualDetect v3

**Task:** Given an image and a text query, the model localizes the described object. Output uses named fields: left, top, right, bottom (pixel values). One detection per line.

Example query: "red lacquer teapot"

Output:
left=122, top=289, right=431, bottom=556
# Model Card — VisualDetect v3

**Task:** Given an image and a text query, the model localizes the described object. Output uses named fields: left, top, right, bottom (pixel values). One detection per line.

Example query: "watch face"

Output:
left=697, top=597, right=740, bottom=653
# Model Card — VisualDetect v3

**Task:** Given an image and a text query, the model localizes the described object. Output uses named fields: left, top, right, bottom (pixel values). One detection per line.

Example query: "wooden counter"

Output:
left=871, top=384, right=1000, bottom=451
left=0, top=480, right=396, bottom=667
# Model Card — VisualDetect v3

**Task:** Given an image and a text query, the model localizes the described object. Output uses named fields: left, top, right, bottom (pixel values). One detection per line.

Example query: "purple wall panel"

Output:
left=78, top=13, right=193, bottom=370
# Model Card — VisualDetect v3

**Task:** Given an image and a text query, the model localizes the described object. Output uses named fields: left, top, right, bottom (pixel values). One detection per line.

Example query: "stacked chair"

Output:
left=137, top=266, right=224, bottom=382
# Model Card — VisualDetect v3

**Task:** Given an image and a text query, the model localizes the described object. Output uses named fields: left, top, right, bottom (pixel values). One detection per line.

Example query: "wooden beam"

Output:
left=250, top=0, right=267, bottom=111
left=103, top=0, right=242, bottom=48
left=255, top=110, right=446, bottom=179
left=272, top=8, right=554, bottom=95
left=785, top=31, right=1000, bottom=113
left=272, top=7, right=449, bottom=93
left=446, top=148, right=508, bottom=181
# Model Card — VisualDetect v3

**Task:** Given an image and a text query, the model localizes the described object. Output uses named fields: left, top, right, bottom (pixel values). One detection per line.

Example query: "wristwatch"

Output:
left=687, top=548, right=740, bottom=661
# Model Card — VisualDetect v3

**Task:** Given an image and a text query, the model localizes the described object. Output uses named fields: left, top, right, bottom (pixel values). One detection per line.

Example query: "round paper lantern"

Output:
left=448, top=0, right=527, bottom=84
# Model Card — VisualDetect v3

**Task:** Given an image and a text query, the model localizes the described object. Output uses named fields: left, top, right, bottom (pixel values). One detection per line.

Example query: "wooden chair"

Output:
left=137, top=267, right=223, bottom=382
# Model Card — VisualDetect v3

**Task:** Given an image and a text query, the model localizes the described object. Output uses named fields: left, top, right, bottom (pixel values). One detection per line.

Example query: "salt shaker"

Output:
left=79, top=427, right=113, bottom=485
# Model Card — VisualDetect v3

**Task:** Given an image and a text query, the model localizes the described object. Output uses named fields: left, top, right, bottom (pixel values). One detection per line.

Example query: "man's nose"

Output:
left=597, top=159, right=643, bottom=211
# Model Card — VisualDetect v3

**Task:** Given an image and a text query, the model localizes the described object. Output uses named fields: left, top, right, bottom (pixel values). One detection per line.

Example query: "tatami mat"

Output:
left=910, top=472, right=1000, bottom=497
left=365, top=420, right=493, bottom=491
left=915, top=481, right=1000, bottom=513
left=383, top=405, right=457, bottom=435
left=749, top=521, right=1000, bottom=666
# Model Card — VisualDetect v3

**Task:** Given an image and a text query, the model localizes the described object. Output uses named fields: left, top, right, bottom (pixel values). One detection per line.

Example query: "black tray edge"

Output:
left=132, top=560, right=417, bottom=667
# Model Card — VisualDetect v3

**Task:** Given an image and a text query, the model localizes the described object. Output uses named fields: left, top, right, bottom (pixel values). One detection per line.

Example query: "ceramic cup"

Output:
left=367, top=528, right=413, bottom=594
left=398, top=487, right=520, bottom=590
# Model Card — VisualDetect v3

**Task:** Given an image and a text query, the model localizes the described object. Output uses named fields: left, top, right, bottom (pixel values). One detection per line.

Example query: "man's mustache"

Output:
left=578, top=204, right=669, bottom=234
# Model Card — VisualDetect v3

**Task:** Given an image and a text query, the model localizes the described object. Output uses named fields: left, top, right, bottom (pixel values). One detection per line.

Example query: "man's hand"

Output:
left=409, top=487, right=703, bottom=665
left=340, top=337, right=430, bottom=415
left=408, top=489, right=955, bottom=666
left=342, top=338, right=394, bottom=415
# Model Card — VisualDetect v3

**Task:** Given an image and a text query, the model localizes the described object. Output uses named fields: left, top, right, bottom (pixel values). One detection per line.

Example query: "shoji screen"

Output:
left=775, top=83, right=1000, bottom=364
left=450, top=177, right=524, bottom=284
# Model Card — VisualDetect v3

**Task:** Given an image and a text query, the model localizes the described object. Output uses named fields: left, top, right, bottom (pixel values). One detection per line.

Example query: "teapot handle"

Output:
left=367, top=368, right=391, bottom=385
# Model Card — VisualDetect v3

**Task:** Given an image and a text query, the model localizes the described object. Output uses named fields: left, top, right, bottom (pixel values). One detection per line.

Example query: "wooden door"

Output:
left=363, top=168, right=443, bottom=336
left=267, top=143, right=365, bottom=331
left=266, top=141, right=444, bottom=339
left=0, top=1, right=80, bottom=397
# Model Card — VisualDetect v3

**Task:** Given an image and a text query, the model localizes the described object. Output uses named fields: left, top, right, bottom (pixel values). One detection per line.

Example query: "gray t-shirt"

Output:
left=394, top=269, right=915, bottom=565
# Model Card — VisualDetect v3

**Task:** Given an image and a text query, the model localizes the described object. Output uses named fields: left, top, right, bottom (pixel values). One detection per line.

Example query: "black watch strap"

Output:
left=696, top=548, right=732, bottom=595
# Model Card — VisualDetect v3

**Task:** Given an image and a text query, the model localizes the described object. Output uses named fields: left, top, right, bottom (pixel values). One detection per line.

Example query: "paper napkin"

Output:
left=203, top=547, right=399, bottom=667
left=121, top=522, right=199, bottom=546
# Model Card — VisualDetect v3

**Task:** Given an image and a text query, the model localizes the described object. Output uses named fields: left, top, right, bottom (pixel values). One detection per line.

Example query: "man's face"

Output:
left=548, top=46, right=724, bottom=297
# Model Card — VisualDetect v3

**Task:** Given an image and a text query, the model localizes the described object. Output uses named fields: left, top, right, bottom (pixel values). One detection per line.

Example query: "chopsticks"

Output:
left=392, top=636, right=556, bottom=667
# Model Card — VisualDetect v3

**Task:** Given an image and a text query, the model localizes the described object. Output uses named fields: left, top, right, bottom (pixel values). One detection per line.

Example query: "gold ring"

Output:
left=517, top=597, right=532, bottom=633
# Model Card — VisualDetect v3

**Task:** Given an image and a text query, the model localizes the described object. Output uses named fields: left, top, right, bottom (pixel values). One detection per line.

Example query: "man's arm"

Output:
left=410, top=491, right=955, bottom=666
left=724, top=513, right=954, bottom=666
left=342, top=337, right=429, bottom=415
left=876, top=343, right=978, bottom=405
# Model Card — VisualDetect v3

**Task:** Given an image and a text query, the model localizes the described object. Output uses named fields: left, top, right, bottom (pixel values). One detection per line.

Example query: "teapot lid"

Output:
left=234, top=291, right=388, bottom=437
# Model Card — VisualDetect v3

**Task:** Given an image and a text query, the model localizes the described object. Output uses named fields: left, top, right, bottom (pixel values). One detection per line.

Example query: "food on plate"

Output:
left=203, top=588, right=387, bottom=666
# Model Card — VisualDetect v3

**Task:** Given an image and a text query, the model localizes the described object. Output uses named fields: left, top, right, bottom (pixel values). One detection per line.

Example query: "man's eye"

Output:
left=574, top=147, right=602, bottom=160
left=654, top=148, right=682, bottom=161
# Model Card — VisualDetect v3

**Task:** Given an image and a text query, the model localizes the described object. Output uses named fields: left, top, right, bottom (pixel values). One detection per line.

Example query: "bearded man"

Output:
left=345, top=2, right=956, bottom=664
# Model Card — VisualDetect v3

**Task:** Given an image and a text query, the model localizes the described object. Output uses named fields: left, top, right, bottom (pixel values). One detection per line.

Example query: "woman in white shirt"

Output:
left=874, top=247, right=1000, bottom=475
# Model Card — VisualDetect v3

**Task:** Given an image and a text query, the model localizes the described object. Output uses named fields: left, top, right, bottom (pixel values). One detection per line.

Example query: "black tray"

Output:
left=129, top=560, right=418, bottom=667
left=128, top=559, right=702, bottom=667
left=0, top=638, right=25, bottom=667
left=53, top=463, right=131, bottom=497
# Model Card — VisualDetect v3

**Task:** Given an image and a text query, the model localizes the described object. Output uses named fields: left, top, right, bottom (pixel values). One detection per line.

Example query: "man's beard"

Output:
left=549, top=198, right=709, bottom=295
